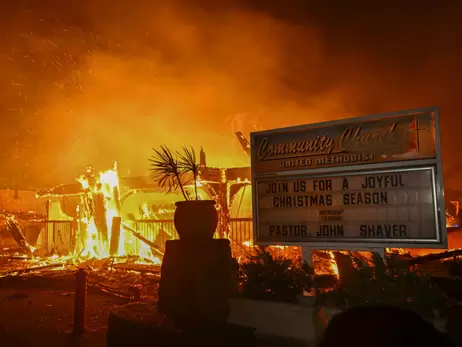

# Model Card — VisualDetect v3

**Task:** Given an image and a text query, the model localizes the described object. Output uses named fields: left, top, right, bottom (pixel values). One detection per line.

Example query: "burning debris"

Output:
left=3, top=215, right=36, bottom=258
left=42, top=162, right=162, bottom=263
left=0, top=255, right=161, bottom=301
left=0, top=163, right=166, bottom=285
left=2, top=159, right=312, bottom=280
left=0, top=210, right=47, bottom=258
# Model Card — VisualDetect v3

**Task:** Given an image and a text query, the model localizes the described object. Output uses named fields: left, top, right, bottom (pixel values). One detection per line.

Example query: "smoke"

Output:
left=0, top=1, right=461, bottom=186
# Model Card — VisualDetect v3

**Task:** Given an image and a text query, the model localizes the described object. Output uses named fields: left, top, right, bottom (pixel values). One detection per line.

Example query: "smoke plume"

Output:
left=0, top=0, right=460, bottom=188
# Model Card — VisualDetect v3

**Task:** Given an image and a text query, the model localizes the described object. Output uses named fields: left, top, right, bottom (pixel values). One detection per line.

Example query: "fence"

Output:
left=23, top=218, right=298, bottom=259
left=124, top=219, right=178, bottom=256
left=228, top=218, right=255, bottom=258
left=126, top=218, right=256, bottom=258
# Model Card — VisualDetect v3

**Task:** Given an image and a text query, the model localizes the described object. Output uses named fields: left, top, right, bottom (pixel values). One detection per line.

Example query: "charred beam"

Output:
left=114, top=187, right=121, bottom=214
left=110, top=263, right=161, bottom=274
left=35, top=183, right=83, bottom=198
left=0, top=263, right=62, bottom=276
left=92, top=192, right=108, bottom=243
left=333, top=252, right=356, bottom=286
left=3, top=216, right=35, bottom=258
left=110, top=217, right=122, bottom=257
left=121, top=224, right=164, bottom=258
left=406, top=249, right=462, bottom=265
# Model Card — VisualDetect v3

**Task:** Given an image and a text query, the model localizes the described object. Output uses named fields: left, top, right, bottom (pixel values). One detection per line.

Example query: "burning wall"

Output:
left=0, top=190, right=46, bottom=213
left=28, top=164, right=260, bottom=271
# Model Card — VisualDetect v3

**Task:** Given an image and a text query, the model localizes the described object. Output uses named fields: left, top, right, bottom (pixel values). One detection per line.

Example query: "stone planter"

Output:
left=174, top=200, right=218, bottom=241
left=228, top=298, right=316, bottom=345
left=158, top=239, right=234, bottom=328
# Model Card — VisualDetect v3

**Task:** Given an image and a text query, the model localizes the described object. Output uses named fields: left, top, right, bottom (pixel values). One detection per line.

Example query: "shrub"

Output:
left=316, top=252, right=450, bottom=320
left=239, top=250, right=313, bottom=303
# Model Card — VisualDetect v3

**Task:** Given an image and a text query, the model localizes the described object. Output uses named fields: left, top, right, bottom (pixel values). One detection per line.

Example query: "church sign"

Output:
left=250, top=107, right=447, bottom=249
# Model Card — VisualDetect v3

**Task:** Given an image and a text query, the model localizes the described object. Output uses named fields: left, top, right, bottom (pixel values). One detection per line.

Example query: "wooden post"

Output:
left=93, top=192, right=109, bottom=243
left=374, top=248, right=386, bottom=261
left=129, top=285, right=142, bottom=301
left=301, top=246, right=313, bottom=266
left=4, top=216, right=35, bottom=258
left=110, top=216, right=122, bottom=257
left=73, top=268, right=88, bottom=335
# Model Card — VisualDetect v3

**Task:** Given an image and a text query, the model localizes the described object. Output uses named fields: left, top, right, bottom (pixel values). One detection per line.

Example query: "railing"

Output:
left=228, top=218, right=256, bottom=258
left=128, top=218, right=255, bottom=258
left=24, top=218, right=298, bottom=260
left=124, top=219, right=179, bottom=255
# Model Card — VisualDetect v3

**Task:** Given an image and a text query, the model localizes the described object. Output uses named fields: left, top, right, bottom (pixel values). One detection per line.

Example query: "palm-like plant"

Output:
left=176, top=145, right=200, bottom=200
left=149, top=145, right=199, bottom=200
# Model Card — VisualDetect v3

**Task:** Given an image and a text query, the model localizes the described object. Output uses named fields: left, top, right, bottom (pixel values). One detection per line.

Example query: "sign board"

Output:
left=250, top=107, right=446, bottom=249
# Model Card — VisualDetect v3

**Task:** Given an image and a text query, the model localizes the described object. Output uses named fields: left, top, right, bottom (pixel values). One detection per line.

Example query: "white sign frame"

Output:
left=254, top=166, right=442, bottom=248
left=250, top=106, right=447, bottom=249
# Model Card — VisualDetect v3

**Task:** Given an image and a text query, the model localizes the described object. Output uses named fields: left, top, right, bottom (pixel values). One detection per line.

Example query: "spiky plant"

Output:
left=149, top=145, right=200, bottom=200
left=177, top=145, right=199, bottom=200
left=149, top=145, right=189, bottom=200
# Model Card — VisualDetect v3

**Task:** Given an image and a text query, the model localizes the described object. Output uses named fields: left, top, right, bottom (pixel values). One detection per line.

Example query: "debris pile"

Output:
left=0, top=255, right=161, bottom=300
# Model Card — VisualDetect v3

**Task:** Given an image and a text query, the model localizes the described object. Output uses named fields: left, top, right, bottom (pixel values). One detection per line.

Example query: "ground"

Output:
left=0, top=278, right=128, bottom=347
left=0, top=262, right=158, bottom=347
left=0, top=275, right=310, bottom=347
left=1, top=272, right=461, bottom=347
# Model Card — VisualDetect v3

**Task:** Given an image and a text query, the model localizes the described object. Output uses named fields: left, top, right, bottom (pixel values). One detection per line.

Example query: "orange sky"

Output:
left=0, top=1, right=461, bottom=187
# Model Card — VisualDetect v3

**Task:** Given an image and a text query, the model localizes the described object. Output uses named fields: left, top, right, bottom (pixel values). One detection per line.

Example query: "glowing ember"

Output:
left=240, top=239, right=287, bottom=252
left=242, top=240, right=252, bottom=247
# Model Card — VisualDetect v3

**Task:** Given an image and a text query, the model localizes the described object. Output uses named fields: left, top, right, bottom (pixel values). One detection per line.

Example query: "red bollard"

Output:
left=73, top=268, right=88, bottom=335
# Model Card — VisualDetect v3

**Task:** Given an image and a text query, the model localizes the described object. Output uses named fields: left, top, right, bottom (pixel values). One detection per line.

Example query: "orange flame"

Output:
left=75, top=163, right=161, bottom=264
left=327, top=251, right=339, bottom=277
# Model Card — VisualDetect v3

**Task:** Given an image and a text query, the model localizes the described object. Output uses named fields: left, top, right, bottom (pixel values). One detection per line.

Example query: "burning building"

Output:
left=32, top=146, right=255, bottom=265
left=3, top=133, right=460, bottom=277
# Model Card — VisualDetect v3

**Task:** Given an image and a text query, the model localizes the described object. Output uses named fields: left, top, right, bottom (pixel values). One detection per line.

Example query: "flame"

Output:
left=17, top=160, right=462, bottom=281
left=242, top=240, right=252, bottom=247
left=33, top=162, right=345, bottom=279
left=240, top=239, right=284, bottom=251
left=184, top=180, right=209, bottom=200
left=74, top=163, right=160, bottom=264
left=327, top=251, right=339, bottom=277
left=140, top=203, right=150, bottom=219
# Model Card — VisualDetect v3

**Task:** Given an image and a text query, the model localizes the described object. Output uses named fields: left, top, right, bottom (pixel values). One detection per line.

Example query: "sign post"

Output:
left=250, top=107, right=447, bottom=251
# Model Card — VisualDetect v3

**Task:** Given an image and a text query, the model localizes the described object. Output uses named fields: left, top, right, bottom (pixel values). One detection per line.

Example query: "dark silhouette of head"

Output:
left=320, top=306, right=452, bottom=347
